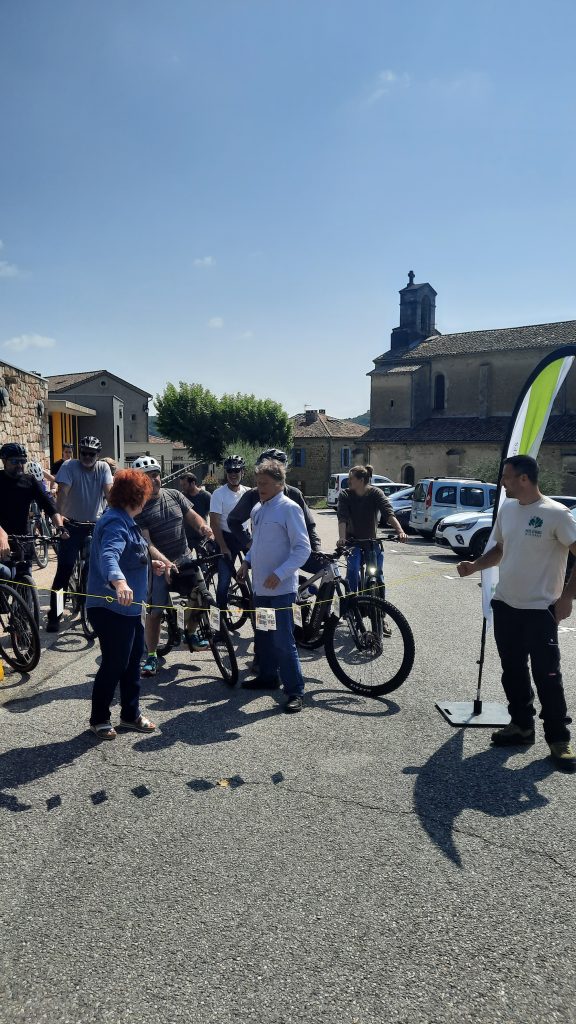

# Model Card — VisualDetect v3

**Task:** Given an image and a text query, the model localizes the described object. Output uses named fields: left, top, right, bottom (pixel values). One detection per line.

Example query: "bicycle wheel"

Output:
left=324, top=595, right=414, bottom=697
left=200, top=609, right=238, bottom=685
left=31, top=523, right=48, bottom=569
left=225, top=578, right=250, bottom=632
left=79, top=569, right=96, bottom=640
left=0, top=583, right=41, bottom=672
left=157, top=608, right=180, bottom=656
left=67, top=558, right=83, bottom=615
left=13, top=575, right=40, bottom=628
left=293, top=598, right=326, bottom=650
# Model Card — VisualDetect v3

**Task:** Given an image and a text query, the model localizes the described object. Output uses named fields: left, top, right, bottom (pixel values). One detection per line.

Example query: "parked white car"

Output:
left=436, top=495, right=576, bottom=559
left=327, top=471, right=392, bottom=508
left=410, top=478, right=497, bottom=537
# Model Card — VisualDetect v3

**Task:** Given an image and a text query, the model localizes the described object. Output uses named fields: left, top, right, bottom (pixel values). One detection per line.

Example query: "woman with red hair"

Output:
left=86, top=469, right=166, bottom=739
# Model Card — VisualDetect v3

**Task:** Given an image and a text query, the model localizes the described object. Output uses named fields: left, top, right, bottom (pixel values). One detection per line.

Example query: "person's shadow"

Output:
left=0, top=733, right=94, bottom=812
left=403, top=730, right=555, bottom=868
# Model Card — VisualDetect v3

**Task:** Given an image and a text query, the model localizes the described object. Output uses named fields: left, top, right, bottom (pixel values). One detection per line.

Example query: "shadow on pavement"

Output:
left=0, top=732, right=95, bottom=812
left=309, top=687, right=400, bottom=718
left=403, top=729, right=555, bottom=868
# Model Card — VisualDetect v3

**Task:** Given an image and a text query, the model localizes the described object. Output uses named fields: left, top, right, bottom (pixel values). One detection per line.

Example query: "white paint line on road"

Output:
left=443, top=574, right=456, bottom=579
left=412, top=560, right=424, bottom=564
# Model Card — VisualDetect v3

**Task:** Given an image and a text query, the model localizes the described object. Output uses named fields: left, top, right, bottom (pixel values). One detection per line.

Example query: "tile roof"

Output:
left=47, top=370, right=152, bottom=397
left=373, top=320, right=576, bottom=367
left=364, top=415, right=576, bottom=445
left=291, top=413, right=369, bottom=439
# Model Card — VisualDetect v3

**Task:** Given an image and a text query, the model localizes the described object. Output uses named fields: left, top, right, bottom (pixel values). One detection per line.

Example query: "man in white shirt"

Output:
left=457, top=455, right=576, bottom=769
left=210, top=455, right=249, bottom=610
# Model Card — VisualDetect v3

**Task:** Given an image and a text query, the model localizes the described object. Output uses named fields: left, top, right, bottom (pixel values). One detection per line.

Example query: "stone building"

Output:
left=364, top=273, right=576, bottom=489
left=0, top=360, right=49, bottom=461
left=288, top=409, right=368, bottom=495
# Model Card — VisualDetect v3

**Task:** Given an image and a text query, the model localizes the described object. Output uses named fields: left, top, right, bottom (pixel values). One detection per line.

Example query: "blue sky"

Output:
left=1, top=0, right=575, bottom=418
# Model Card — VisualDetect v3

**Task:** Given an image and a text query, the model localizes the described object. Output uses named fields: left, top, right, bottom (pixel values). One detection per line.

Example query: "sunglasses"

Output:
left=80, top=449, right=98, bottom=457
left=7, top=458, right=27, bottom=465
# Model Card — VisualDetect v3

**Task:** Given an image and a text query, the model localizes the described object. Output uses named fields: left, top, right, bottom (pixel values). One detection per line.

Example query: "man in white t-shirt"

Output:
left=210, top=455, right=249, bottom=610
left=457, top=455, right=576, bottom=769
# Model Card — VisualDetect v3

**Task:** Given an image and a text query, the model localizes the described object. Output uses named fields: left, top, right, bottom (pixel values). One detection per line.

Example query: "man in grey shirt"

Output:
left=46, top=435, right=113, bottom=632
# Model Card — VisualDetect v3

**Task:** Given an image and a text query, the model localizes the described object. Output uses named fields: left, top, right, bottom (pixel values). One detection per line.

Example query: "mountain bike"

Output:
left=0, top=580, right=41, bottom=672
left=3, top=535, right=42, bottom=626
left=28, top=503, right=56, bottom=569
left=156, top=545, right=238, bottom=685
left=295, top=547, right=415, bottom=696
left=64, top=521, right=96, bottom=640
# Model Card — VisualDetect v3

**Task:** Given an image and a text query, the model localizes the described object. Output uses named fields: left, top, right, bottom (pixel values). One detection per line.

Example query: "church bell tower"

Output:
left=390, top=271, right=439, bottom=352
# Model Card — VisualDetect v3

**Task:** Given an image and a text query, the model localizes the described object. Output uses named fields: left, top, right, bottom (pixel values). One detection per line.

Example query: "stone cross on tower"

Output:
left=408, top=270, right=415, bottom=286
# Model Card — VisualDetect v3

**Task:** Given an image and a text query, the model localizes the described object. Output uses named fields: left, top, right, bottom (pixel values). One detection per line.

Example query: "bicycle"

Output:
left=156, top=544, right=239, bottom=686
left=28, top=503, right=56, bottom=569
left=0, top=580, right=41, bottom=672
left=294, top=546, right=415, bottom=697
left=63, top=520, right=96, bottom=640
left=3, top=535, right=42, bottom=626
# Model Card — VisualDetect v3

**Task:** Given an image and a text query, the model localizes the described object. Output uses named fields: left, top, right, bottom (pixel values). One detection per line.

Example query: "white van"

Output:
left=409, top=478, right=497, bottom=537
left=327, top=471, right=392, bottom=509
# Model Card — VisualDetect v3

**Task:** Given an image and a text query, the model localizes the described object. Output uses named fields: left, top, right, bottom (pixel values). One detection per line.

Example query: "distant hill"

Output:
left=351, top=410, right=370, bottom=427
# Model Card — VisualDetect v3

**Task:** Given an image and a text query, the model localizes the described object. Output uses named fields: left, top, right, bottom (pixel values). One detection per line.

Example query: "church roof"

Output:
left=291, top=412, right=368, bottom=439
left=364, top=414, right=576, bottom=445
left=373, top=320, right=576, bottom=368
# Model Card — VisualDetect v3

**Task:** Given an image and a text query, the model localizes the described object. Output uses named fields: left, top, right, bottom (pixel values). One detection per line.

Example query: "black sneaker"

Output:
left=491, top=723, right=535, bottom=746
left=284, top=694, right=303, bottom=713
left=241, top=676, right=280, bottom=690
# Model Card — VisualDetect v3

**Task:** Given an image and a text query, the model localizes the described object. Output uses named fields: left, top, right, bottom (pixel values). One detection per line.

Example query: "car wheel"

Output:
left=469, top=530, right=490, bottom=560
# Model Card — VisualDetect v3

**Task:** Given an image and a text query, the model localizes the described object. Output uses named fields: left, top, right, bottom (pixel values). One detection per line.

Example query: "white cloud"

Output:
left=0, top=239, right=23, bottom=278
left=208, top=317, right=224, bottom=329
left=194, top=256, right=215, bottom=268
left=365, top=69, right=410, bottom=104
left=3, top=333, right=56, bottom=352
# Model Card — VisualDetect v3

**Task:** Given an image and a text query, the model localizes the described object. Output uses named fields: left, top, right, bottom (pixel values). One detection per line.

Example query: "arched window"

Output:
left=433, top=373, right=445, bottom=411
left=402, top=464, right=415, bottom=485
left=420, top=295, right=431, bottom=335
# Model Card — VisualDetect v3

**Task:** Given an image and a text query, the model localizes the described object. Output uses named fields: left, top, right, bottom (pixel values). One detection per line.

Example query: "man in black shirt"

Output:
left=227, top=449, right=322, bottom=570
left=0, top=442, right=65, bottom=575
left=179, top=473, right=211, bottom=549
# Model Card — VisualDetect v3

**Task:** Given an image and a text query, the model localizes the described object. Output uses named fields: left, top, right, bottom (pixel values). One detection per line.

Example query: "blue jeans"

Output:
left=88, top=607, right=145, bottom=725
left=254, top=591, right=304, bottom=696
left=216, top=532, right=244, bottom=610
left=346, top=543, right=384, bottom=594
left=48, top=523, right=92, bottom=622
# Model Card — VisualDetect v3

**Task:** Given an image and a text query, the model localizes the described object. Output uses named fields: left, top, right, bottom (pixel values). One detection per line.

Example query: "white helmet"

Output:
left=27, top=461, right=45, bottom=482
left=132, top=455, right=162, bottom=474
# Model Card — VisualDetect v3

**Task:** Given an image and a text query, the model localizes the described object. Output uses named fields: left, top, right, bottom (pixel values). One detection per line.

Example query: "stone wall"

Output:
left=0, top=362, right=49, bottom=462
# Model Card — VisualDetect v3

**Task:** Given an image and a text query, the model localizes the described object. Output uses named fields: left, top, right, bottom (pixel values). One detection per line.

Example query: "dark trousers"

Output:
left=48, top=524, right=91, bottom=622
left=88, top=608, right=145, bottom=726
left=216, top=532, right=245, bottom=610
left=254, top=591, right=304, bottom=696
left=492, top=599, right=571, bottom=742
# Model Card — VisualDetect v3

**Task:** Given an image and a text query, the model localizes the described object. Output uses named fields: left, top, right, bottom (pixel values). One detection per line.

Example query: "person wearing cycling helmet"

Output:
left=132, top=455, right=214, bottom=675
left=227, top=448, right=322, bottom=569
left=210, top=456, right=250, bottom=611
left=28, top=460, right=54, bottom=493
left=46, top=435, right=113, bottom=632
left=0, top=443, right=65, bottom=576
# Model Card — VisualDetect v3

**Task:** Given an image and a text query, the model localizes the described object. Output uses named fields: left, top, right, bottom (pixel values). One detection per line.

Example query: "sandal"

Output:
left=118, top=714, right=156, bottom=733
left=89, top=723, right=117, bottom=740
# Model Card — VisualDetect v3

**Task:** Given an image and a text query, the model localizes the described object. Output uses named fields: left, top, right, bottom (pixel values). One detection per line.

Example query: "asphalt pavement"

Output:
left=1, top=512, right=575, bottom=1024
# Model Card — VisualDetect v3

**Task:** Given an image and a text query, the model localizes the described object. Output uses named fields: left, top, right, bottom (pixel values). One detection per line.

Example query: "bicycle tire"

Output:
left=0, top=583, right=41, bottom=672
left=79, top=569, right=96, bottom=640
left=31, top=524, right=49, bottom=569
left=157, top=608, right=181, bottom=656
left=225, top=578, right=250, bottom=632
left=67, top=558, right=83, bottom=615
left=201, top=610, right=238, bottom=685
left=13, top=575, right=40, bottom=628
left=294, top=622, right=326, bottom=650
left=324, top=595, right=415, bottom=697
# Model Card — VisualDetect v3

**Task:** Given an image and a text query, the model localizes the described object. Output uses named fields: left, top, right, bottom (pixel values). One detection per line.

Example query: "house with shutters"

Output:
left=288, top=409, right=368, bottom=495
left=364, top=272, right=576, bottom=489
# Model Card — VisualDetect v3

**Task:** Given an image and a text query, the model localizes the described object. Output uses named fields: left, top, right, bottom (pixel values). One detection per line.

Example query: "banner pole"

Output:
left=473, top=618, right=488, bottom=716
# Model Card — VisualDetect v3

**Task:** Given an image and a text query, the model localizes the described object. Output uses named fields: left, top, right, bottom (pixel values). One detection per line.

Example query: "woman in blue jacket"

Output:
left=86, top=469, right=166, bottom=739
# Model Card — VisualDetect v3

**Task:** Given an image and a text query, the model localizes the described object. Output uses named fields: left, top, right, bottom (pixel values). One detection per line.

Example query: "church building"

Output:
left=364, top=273, right=576, bottom=489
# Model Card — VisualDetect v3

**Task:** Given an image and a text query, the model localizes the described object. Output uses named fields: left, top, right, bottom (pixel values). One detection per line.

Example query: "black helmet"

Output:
left=257, top=448, right=288, bottom=465
left=223, top=455, right=245, bottom=471
left=79, top=435, right=102, bottom=452
left=0, top=442, right=27, bottom=460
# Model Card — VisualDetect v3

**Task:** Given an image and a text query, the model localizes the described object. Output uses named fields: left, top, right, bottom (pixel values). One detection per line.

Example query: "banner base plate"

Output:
left=435, top=700, right=510, bottom=728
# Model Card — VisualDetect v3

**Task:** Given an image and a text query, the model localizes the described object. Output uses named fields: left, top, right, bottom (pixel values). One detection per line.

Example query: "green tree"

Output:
left=155, top=382, right=222, bottom=461
left=461, top=455, right=564, bottom=494
left=155, top=383, right=293, bottom=463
